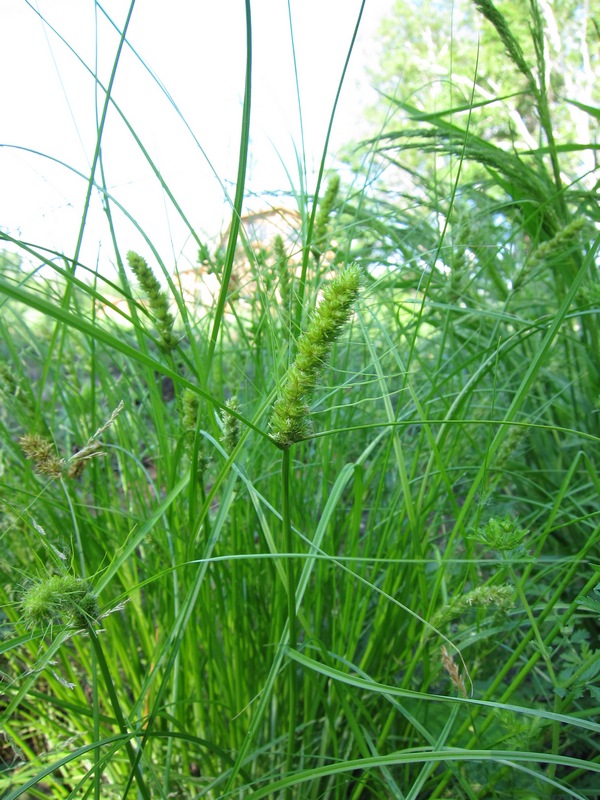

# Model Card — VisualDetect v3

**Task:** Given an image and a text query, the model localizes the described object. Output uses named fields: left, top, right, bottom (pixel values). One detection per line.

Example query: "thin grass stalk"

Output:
left=292, top=1, right=366, bottom=339
left=528, top=0, right=566, bottom=215
left=286, top=0, right=307, bottom=201
left=86, top=625, right=151, bottom=800
left=120, top=471, right=239, bottom=798
left=69, top=0, right=136, bottom=294
left=281, top=447, right=298, bottom=793
left=207, top=0, right=252, bottom=366
left=92, top=648, right=100, bottom=800
left=162, top=532, right=182, bottom=795
left=228, top=500, right=245, bottom=750
left=30, top=2, right=136, bottom=440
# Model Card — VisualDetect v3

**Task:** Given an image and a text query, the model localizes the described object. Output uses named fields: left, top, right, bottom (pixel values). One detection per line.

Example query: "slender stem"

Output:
left=207, top=0, right=252, bottom=366
left=282, top=447, right=298, bottom=792
left=91, top=648, right=100, bottom=800
left=507, top=560, right=560, bottom=782
left=87, top=625, right=151, bottom=800
left=293, top=0, right=366, bottom=339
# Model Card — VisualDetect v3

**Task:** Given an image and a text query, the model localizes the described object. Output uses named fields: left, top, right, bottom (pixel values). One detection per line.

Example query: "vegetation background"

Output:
left=1, top=1, right=600, bottom=798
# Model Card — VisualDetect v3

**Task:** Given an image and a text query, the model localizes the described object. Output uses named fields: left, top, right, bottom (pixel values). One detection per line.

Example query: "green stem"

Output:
left=507, top=560, right=560, bottom=782
left=282, top=447, right=298, bottom=792
left=207, top=0, right=252, bottom=366
left=91, top=648, right=100, bottom=800
left=87, top=625, right=151, bottom=800
left=292, top=0, right=366, bottom=339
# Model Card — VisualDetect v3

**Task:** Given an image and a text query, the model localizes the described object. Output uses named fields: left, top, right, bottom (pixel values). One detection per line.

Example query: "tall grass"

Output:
left=1, top=2, right=600, bottom=799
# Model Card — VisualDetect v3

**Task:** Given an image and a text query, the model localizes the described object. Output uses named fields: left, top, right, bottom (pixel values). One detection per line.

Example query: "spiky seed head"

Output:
left=270, top=265, right=360, bottom=447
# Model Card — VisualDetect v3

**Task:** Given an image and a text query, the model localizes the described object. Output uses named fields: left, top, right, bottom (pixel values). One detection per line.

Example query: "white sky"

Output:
left=1, top=0, right=390, bottom=277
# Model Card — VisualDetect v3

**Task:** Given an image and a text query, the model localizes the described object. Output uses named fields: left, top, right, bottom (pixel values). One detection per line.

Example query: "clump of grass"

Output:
left=2, top=3, right=600, bottom=798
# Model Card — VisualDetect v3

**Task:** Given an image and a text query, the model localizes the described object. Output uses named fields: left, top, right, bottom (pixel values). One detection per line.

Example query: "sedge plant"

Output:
left=1, top=2, right=600, bottom=799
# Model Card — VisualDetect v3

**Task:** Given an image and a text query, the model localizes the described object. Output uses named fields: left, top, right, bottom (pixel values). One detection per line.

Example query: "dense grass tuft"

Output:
left=1, top=3, right=600, bottom=798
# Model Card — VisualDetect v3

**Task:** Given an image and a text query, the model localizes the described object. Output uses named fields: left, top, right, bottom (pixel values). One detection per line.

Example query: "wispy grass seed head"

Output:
left=473, top=0, right=535, bottom=89
left=19, top=434, right=65, bottom=479
left=441, top=645, right=467, bottom=698
left=20, top=403, right=122, bottom=481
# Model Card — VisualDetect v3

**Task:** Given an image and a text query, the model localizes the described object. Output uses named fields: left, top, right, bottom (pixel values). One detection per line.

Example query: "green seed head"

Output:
left=127, top=250, right=177, bottom=353
left=470, top=513, right=529, bottom=552
left=312, top=175, right=341, bottom=261
left=21, top=575, right=99, bottom=629
left=221, top=397, right=241, bottom=451
left=270, top=265, right=360, bottom=448
left=182, top=388, right=200, bottom=440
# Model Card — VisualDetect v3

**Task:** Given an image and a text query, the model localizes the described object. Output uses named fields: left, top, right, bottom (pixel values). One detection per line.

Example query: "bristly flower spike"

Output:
left=270, top=264, right=360, bottom=448
left=126, top=251, right=178, bottom=353
left=221, top=397, right=241, bottom=451
left=311, top=175, right=340, bottom=262
left=21, top=574, right=99, bottom=629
